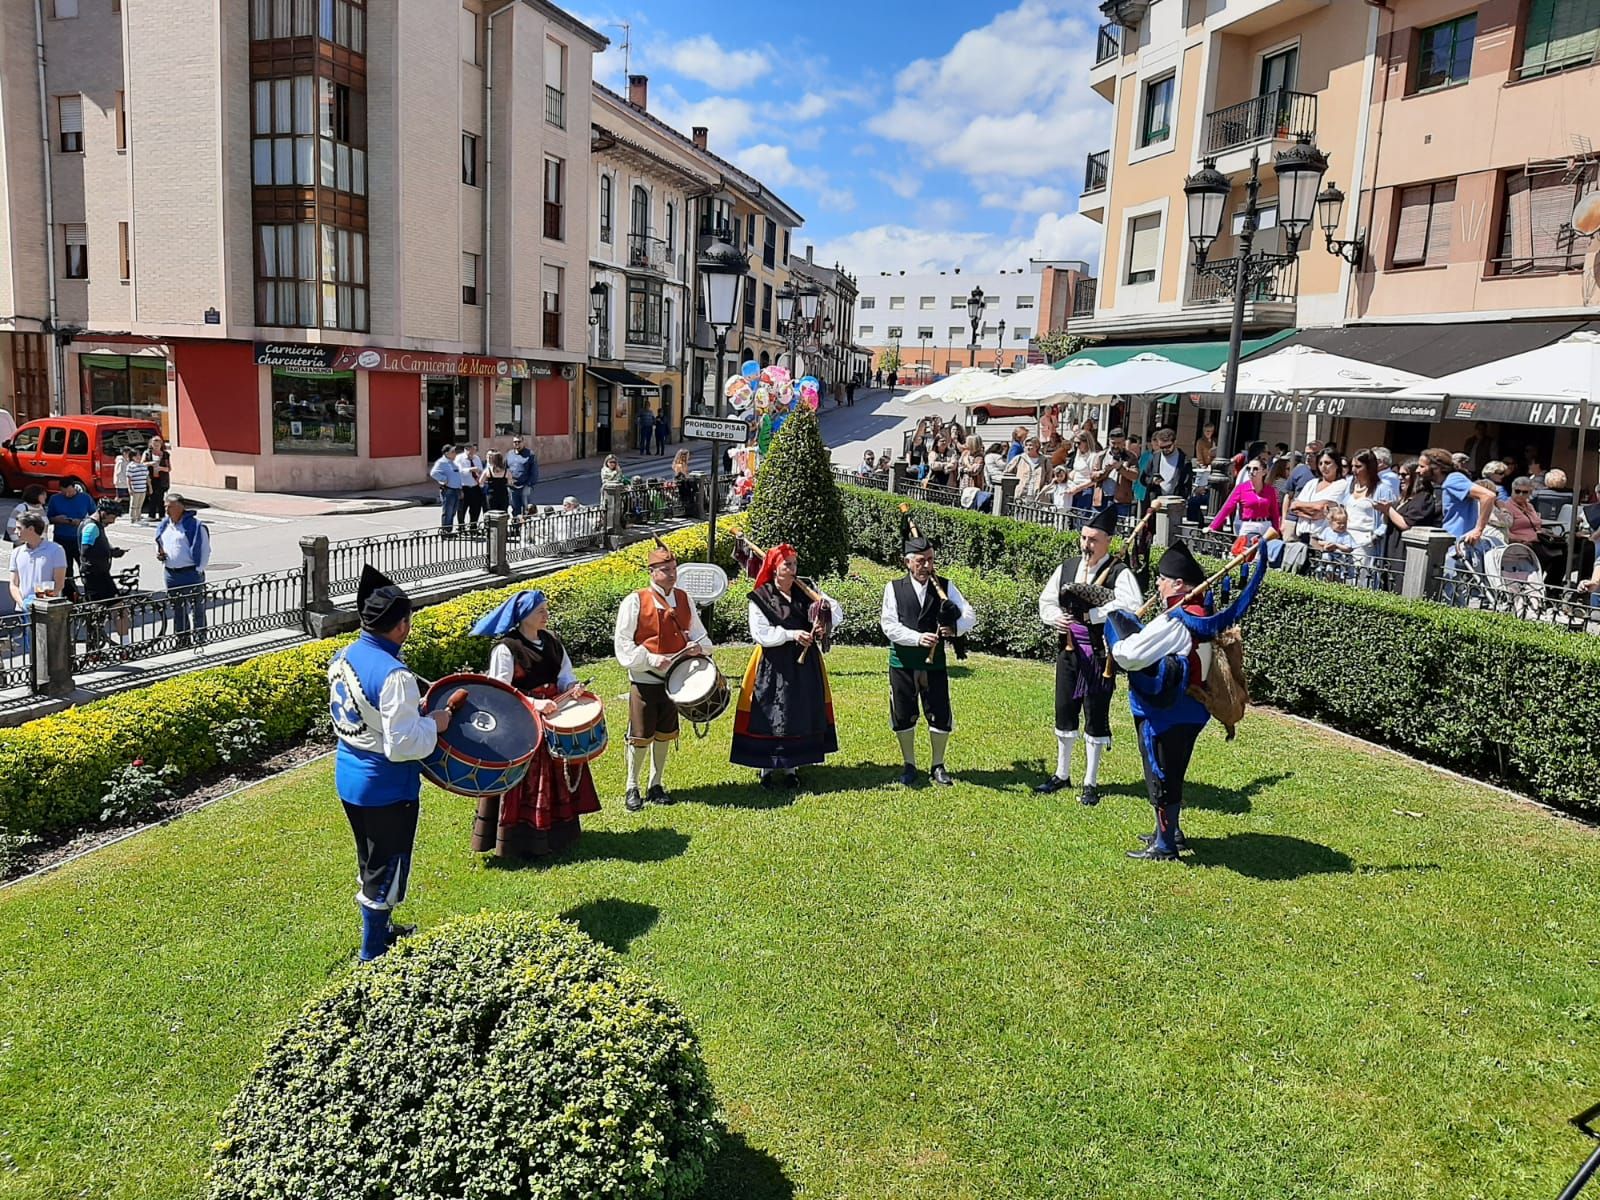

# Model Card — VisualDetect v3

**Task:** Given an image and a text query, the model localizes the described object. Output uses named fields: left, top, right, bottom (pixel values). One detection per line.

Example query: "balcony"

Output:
left=545, top=85, right=565, bottom=129
left=624, top=328, right=664, bottom=363
left=1095, top=23, right=1120, bottom=65
left=1184, top=253, right=1298, bottom=330
left=628, top=233, right=671, bottom=276
left=1071, top=279, right=1097, bottom=320
left=1078, top=150, right=1109, bottom=221
left=1201, top=90, right=1317, bottom=174
left=1090, top=23, right=1120, bottom=99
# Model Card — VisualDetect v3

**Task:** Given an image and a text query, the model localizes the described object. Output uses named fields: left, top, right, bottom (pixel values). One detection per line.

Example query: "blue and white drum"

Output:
left=420, top=673, right=544, bottom=797
left=544, top=688, right=609, bottom=765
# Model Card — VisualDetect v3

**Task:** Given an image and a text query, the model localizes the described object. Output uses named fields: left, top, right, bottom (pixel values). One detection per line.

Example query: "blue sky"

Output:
left=582, top=0, right=1111, bottom=277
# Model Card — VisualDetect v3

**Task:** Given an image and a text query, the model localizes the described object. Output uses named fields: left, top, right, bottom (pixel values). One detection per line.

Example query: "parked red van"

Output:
left=0, top=415, right=160, bottom=498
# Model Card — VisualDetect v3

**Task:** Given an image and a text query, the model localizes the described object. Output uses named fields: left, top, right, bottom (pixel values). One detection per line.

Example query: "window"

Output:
left=493, top=380, right=525, bottom=436
left=319, top=0, right=365, bottom=52
left=782, top=230, right=790, bottom=263
left=256, top=221, right=367, bottom=330
left=252, top=76, right=316, bottom=187
left=627, top=276, right=663, bottom=344
left=1126, top=213, right=1160, bottom=284
left=1013, top=326, right=1031, bottom=340
left=1139, top=74, right=1174, bottom=147
left=462, top=252, right=479, bottom=305
left=1495, top=170, right=1597, bottom=273
left=461, top=132, right=478, bottom=185
left=762, top=219, right=776, bottom=269
left=919, top=296, right=935, bottom=309
left=745, top=213, right=755, bottom=248
left=272, top=370, right=356, bottom=455
left=63, top=224, right=87, bottom=279
left=761, top=282, right=773, bottom=331
left=52, top=0, right=77, bottom=16
left=948, top=325, right=964, bottom=339
left=1016, top=295, right=1034, bottom=309
left=544, top=157, right=564, bottom=240
left=118, top=222, right=130, bottom=281
left=917, top=326, right=934, bottom=339
left=743, top=277, right=756, bottom=327
left=1517, top=0, right=1600, bottom=79
left=115, top=91, right=126, bottom=151
left=58, top=96, right=82, bottom=153
left=460, top=6, right=479, bottom=64
left=542, top=264, right=562, bottom=348
left=250, top=0, right=315, bottom=39
left=1416, top=14, right=1476, bottom=90
left=889, top=296, right=905, bottom=309
left=887, top=325, right=903, bottom=339
left=665, top=200, right=676, bottom=256
left=859, top=325, right=874, bottom=337
left=599, top=174, right=613, bottom=243
left=309, top=78, right=366, bottom=194
left=631, top=184, right=650, bottom=237
left=1390, top=180, right=1456, bottom=267
left=545, top=39, right=566, bottom=128
left=860, top=296, right=876, bottom=309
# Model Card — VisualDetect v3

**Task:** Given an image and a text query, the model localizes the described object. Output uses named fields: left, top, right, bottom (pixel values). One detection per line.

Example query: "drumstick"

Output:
left=447, top=688, right=470, bottom=713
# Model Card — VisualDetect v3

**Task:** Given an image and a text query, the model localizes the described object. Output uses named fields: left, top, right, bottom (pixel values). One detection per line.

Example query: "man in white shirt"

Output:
left=613, top=539, right=713, bottom=811
left=154, top=493, right=211, bottom=646
left=454, top=443, right=486, bottom=528
left=8, top=513, right=67, bottom=608
left=429, top=444, right=463, bottom=530
left=878, top=532, right=976, bottom=786
left=1035, top=505, right=1143, bottom=805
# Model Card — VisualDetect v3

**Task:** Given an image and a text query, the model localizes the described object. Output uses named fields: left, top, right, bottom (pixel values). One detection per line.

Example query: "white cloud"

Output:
left=867, top=0, right=1110, bottom=182
left=982, top=185, right=1072, bottom=213
left=786, top=93, right=831, bottom=121
left=817, top=186, right=857, bottom=214
left=733, top=143, right=804, bottom=187
left=811, top=211, right=1102, bottom=277
left=650, top=34, right=771, bottom=89
left=650, top=88, right=758, bottom=150
left=872, top=170, right=921, bottom=200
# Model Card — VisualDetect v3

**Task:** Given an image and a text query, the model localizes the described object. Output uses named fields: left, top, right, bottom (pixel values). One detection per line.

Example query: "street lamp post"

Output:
left=995, top=319, right=1007, bottom=373
left=966, top=286, right=984, bottom=368
left=584, top=281, right=607, bottom=459
left=919, top=331, right=928, bottom=384
left=777, top=278, right=822, bottom=375
left=698, top=237, right=751, bottom=563
left=1183, top=140, right=1328, bottom=481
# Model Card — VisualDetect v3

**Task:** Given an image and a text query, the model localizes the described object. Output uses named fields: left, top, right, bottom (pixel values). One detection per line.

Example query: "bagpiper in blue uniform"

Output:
left=327, top=565, right=451, bottom=959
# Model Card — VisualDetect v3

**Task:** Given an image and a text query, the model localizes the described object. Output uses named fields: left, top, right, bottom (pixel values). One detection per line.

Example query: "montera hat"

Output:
left=1155, top=541, right=1207, bottom=588
left=356, top=564, right=412, bottom=632
left=1085, top=505, right=1119, bottom=536
left=646, top=536, right=677, bottom=568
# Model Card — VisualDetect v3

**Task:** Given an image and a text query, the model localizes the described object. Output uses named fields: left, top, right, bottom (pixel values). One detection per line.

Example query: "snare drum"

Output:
left=544, top=689, right=609, bottom=765
left=663, top=655, right=730, bottom=730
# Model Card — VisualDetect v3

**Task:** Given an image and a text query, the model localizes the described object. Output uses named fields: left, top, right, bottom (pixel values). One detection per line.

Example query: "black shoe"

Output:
left=386, top=921, right=417, bottom=945
left=1034, top=775, right=1071, bottom=795
left=760, top=773, right=779, bottom=790
left=647, top=784, right=673, bottom=805
left=782, top=770, right=799, bottom=789
left=1138, top=831, right=1189, bottom=852
left=930, top=765, right=953, bottom=786
left=899, top=764, right=919, bottom=786
left=1126, top=845, right=1180, bottom=861
left=624, top=788, right=644, bottom=812
left=1079, top=785, right=1101, bottom=807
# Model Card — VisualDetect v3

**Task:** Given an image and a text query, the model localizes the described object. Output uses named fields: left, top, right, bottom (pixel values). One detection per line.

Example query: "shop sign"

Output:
left=254, top=341, right=532, bottom=379
left=1448, top=397, right=1600, bottom=427
left=1229, top=391, right=1444, bottom=422
left=254, top=342, right=343, bottom=372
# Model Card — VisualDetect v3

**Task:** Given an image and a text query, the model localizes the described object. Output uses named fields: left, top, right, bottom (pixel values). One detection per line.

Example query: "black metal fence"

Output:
left=507, top=506, right=605, bottom=564
left=1072, top=279, right=1097, bottom=318
left=329, top=526, right=490, bottom=597
left=1083, top=150, right=1108, bottom=195
left=1187, top=254, right=1298, bottom=306
left=0, top=612, right=31, bottom=693
left=1095, top=23, right=1120, bottom=65
left=1012, top=499, right=1137, bottom=537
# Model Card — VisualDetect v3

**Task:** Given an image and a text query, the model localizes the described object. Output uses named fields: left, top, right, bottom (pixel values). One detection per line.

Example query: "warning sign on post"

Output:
left=682, top=416, right=749, bottom=443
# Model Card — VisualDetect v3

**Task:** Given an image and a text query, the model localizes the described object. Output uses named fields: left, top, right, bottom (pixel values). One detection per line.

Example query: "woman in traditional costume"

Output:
left=469, top=590, right=600, bottom=857
left=730, top=540, right=844, bottom=788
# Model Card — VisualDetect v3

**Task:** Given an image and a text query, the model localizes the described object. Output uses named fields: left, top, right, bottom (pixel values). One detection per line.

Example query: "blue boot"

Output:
left=359, top=903, right=391, bottom=961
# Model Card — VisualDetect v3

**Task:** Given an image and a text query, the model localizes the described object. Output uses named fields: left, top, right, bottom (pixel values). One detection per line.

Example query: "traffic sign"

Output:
left=682, top=416, right=748, bottom=443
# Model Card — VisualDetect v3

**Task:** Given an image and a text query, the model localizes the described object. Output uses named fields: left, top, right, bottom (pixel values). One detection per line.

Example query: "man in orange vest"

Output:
left=612, top=539, right=713, bottom=811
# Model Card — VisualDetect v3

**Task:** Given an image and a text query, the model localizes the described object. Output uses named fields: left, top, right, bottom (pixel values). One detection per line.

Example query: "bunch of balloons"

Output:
left=723, top=362, right=821, bottom=453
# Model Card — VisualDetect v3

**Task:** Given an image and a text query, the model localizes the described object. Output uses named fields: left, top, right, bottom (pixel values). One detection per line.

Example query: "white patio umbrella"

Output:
left=902, top=368, right=1001, bottom=405
left=1191, top=343, right=1432, bottom=395
left=1394, top=330, right=1600, bottom=579
left=1072, top=353, right=1212, bottom=397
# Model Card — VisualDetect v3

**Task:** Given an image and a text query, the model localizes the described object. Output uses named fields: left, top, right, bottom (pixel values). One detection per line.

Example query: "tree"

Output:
left=1034, top=330, right=1087, bottom=364
left=744, top=406, right=850, bottom=577
left=876, top=346, right=901, bottom=375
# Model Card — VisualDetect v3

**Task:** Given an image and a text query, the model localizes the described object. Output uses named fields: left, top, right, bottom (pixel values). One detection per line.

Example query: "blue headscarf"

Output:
left=470, top=589, right=547, bottom=638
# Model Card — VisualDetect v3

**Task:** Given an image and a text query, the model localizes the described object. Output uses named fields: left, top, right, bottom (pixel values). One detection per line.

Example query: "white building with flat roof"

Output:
left=853, top=268, right=1042, bottom=378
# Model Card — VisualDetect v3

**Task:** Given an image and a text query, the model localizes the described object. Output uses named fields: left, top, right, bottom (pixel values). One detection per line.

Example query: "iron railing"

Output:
left=507, top=506, right=605, bottom=564
left=1187, top=254, right=1298, bottom=306
left=1201, top=89, right=1318, bottom=157
left=1072, top=279, right=1097, bottom=318
left=0, top=611, right=31, bottom=693
left=545, top=85, right=565, bottom=128
left=1083, top=150, right=1108, bottom=195
left=1095, top=23, right=1121, bottom=65
left=834, top=466, right=889, bottom=492
left=329, top=526, right=491, bottom=598
left=1012, top=500, right=1138, bottom=538
left=899, top=478, right=965, bottom=508
left=1489, top=249, right=1588, bottom=277
left=628, top=233, right=671, bottom=275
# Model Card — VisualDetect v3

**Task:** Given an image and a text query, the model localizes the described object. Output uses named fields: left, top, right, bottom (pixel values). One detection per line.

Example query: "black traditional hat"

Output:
left=1085, top=505, right=1119, bottom=536
left=357, top=565, right=412, bottom=633
left=1155, top=541, right=1206, bottom=588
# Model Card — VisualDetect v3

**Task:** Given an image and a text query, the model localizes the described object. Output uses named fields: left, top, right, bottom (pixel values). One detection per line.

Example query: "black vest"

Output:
left=1059, top=555, right=1128, bottom=619
left=498, top=630, right=565, bottom=693
left=892, top=574, right=949, bottom=633
left=750, top=580, right=816, bottom=631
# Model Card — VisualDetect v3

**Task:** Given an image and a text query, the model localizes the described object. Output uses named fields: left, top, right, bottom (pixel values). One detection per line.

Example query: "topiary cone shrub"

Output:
left=744, top=406, right=850, bottom=577
left=208, top=911, right=719, bottom=1200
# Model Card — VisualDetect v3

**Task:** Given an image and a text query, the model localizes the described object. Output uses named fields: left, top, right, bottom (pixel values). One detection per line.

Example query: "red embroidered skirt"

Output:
left=470, top=686, right=601, bottom=859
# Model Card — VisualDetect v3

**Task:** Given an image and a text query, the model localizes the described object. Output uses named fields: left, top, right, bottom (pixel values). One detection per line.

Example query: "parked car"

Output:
left=0, top=415, right=160, bottom=498
left=967, top=400, right=1039, bottom=425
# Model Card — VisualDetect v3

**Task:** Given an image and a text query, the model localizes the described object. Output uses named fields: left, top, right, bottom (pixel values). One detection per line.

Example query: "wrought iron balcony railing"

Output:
left=1095, top=23, right=1120, bottom=65
left=1071, top=278, right=1097, bottom=318
left=628, top=233, right=671, bottom=275
left=1201, top=89, right=1317, bottom=158
left=1186, top=254, right=1298, bottom=306
left=1083, top=150, right=1109, bottom=195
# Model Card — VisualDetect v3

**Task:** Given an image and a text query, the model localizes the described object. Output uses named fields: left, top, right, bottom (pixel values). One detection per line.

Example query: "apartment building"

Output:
left=788, top=245, right=860, bottom=399
left=855, top=268, right=1044, bottom=381
left=584, top=77, right=716, bottom=457
left=0, top=0, right=603, bottom=492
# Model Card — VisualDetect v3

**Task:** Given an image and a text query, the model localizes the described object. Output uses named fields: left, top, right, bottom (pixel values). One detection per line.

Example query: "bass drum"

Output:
left=420, top=673, right=544, bottom=797
left=663, top=655, right=729, bottom=735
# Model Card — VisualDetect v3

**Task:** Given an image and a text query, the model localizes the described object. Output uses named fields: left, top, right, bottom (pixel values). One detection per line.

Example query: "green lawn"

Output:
left=2, top=646, right=1599, bottom=1199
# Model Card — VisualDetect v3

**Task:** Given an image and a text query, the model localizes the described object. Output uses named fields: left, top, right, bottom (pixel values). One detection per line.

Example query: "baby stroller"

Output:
left=1467, top=541, right=1545, bottom=620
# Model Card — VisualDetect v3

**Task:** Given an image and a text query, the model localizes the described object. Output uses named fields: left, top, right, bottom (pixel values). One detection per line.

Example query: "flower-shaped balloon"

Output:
left=741, top=360, right=761, bottom=380
left=725, top=375, right=753, bottom=410
left=752, top=383, right=773, bottom=413
left=762, top=365, right=791, bottom=389
left=798, top=377, right=821, bottom=410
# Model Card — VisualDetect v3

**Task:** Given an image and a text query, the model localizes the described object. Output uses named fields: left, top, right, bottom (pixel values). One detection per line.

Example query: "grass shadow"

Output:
left=483, top=827, right=690, bottom=870
left=695, top=1127, right=795, bottom=1199
left=560, top=897, right=660, bottom=953
left=1187, top=832, right=1354, bottom=881
left=1096, top=770, right=1293, bottom=815
left=673, top=780, right=799, bottom=810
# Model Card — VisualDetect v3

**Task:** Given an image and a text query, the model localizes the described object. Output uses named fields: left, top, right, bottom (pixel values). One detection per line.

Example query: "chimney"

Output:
left=692, top=125, right=708, bottom=150
left=806, top=244, right=815, bottom=264
left=628, top=74, right=648, bottom=110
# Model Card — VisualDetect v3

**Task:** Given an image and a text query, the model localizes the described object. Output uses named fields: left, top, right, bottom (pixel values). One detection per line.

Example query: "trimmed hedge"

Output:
left=208, top=911, right=719, bottom=1200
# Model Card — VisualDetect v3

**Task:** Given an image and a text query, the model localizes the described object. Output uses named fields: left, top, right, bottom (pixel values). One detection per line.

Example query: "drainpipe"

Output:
left=32, top=0, right=63, bottom=415
left=482, top=1, right=516, bottom=358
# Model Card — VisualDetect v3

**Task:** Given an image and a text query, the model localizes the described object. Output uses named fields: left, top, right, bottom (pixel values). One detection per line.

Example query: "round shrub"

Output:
left=208, top=911, right=720, bottom=1200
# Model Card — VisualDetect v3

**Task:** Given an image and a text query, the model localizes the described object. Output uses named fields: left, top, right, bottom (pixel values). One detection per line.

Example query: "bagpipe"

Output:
left=897, top=505, right=968, bottom=662
left=731, top=533, right=833, bottom=662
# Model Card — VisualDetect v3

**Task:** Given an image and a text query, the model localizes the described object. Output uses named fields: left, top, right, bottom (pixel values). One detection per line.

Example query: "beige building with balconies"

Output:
left=0, top=0, right=605, bottom=492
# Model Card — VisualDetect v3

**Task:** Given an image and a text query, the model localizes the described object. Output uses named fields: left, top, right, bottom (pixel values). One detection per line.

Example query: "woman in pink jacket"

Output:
left=1209, top=459, right=1283, bottom=540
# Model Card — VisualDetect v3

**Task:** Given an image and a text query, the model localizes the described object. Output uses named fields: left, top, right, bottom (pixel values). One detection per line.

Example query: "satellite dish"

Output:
left=1573, top=191, right=1600, bottom=237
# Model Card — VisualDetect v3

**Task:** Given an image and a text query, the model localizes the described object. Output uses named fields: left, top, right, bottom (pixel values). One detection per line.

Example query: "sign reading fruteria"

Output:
left=682, top=416, right=750, bottom=443
left=254, top=342, right=533, bottom=378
